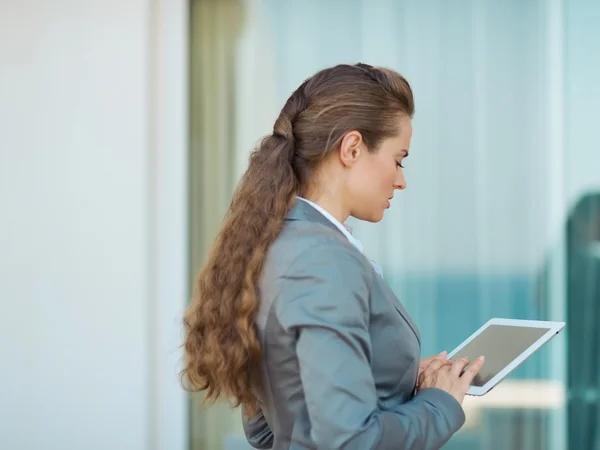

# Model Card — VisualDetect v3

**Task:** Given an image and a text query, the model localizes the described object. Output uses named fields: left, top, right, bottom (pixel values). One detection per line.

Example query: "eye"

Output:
left=396, top=161, right=404, bottom=169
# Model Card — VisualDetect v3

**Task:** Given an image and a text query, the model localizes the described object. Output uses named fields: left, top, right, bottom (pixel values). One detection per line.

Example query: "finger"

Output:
left=422, top=358, right=453, bottom=375
left=450, top=357, right=471, bottom=376
left=418, top=361, right=431, bottom=376
left=421, top=351, right=447, bottom=365
left=420, top=351, right=448, bottom=371
left=419, top=356, right=436, bottom=368
left=460, top=356, right=485, bottom=384
left=419, top=356, right=439, bottom=372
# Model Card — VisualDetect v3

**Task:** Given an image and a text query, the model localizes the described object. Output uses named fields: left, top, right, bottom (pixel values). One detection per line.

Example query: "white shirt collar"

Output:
left=296, top=197, right=363, bottom=253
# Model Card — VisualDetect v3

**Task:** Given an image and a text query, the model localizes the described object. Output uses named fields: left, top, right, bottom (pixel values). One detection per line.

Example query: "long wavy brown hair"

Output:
left=182, top=63, right=415, bottom=416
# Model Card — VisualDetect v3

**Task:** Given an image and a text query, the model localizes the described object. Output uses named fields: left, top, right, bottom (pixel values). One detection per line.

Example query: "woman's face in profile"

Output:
left=347, top=115, right=412, bottom=223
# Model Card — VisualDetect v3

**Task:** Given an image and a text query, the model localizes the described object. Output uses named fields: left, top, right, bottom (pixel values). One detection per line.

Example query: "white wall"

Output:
left=0, top=1, right=188, bottom=450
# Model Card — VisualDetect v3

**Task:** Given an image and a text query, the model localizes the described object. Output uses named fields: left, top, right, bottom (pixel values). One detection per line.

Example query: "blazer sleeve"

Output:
left=277, top=242, right=465, bottom=450
left=241, top=407, right=273, bottom=449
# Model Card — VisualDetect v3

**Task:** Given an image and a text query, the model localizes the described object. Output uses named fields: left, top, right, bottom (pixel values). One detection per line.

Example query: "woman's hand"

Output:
left=417, top=356, right=485, bottom=405
left=418, top=351, right=451, bottom=378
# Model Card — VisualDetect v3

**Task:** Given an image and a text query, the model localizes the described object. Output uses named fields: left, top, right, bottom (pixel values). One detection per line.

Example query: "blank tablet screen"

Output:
left=449, top=325, right=550, bottom=387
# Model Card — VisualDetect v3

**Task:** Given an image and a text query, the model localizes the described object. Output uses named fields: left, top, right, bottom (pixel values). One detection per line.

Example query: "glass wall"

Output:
left=189, top=0, right=600, bottom=448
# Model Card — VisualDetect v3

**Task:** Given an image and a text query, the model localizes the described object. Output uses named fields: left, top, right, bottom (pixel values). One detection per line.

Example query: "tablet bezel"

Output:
left=447, top=318, right=566, bottom=396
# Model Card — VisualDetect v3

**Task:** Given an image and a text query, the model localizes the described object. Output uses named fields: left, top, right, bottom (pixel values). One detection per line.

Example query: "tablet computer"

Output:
left=447, top=318, right=566, bottom=396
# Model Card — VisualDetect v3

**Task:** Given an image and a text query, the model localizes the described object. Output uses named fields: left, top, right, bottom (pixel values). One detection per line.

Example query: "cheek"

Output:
left=369, top=168, right=395, bottom=203
left=353, top=159, right=395, bottom=201
left=379, top=165, right=397, bottom=189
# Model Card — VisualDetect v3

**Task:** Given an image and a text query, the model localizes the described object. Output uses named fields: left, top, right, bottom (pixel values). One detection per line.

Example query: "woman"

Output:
left=183, top=63, right=485, bottom=449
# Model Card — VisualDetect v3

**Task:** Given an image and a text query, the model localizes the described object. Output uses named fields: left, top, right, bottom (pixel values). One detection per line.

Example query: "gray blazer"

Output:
left=243, top=200, right=465, bottom=449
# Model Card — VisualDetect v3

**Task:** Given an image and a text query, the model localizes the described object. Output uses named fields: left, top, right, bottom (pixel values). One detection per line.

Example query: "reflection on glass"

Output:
left=566, top=192, right=600, bottom=450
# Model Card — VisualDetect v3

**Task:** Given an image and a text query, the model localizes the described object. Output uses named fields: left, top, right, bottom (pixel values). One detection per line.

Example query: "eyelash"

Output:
left=396, top=161, right=404, bottom=169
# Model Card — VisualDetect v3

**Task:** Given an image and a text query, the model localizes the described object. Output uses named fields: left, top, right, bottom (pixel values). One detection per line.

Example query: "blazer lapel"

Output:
left=378, top=278, right=421, bottom=345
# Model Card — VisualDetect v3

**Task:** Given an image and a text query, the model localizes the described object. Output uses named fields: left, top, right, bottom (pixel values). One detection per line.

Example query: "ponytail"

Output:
left=182, top=130, right=298, bottom=415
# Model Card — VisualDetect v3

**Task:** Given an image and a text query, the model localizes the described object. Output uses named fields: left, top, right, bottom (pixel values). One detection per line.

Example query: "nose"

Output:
left=394, top=169, right=407, bottom=190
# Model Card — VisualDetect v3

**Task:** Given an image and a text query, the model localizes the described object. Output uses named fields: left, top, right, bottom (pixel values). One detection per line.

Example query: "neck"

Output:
left=302, top=162, right=350, bottom=223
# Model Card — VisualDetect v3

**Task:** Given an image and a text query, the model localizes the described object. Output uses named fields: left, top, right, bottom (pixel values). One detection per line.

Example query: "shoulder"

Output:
left=266, top=223, right=374, bottom=331
left=270, top=220, right=372, bottom=280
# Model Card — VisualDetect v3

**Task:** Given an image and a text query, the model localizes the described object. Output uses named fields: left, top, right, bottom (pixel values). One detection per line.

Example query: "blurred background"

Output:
left=1, top=0, right=599, bottom=449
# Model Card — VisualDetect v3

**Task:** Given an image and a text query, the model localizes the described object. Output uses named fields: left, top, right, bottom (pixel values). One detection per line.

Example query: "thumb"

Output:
left=438, top=350, right=448, bottom=359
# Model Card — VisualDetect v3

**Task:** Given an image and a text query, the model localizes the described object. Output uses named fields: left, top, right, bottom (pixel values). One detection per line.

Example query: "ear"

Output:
left=338, top=130, right=365, bottom=168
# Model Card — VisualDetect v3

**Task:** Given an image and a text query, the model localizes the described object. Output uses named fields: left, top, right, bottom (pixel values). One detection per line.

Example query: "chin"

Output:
left=355, top=210, right=385, bottom=223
